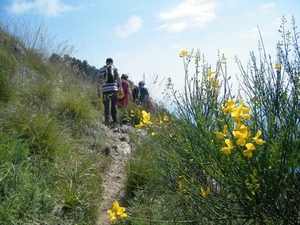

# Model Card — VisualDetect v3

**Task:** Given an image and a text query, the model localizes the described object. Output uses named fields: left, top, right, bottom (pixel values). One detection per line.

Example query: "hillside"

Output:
left=0, top=24, right=139, bottom=224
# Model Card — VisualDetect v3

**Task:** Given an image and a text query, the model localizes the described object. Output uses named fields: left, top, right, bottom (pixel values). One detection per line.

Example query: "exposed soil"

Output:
left=95, top=126, right=132, bottom=225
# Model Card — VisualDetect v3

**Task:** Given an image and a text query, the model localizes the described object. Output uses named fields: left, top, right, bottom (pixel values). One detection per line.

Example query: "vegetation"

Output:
left=0, top=17, right=108, bottom=224
left=1, top=14, right=299, bottom=225
left=124, top=16, right=300, bottom=224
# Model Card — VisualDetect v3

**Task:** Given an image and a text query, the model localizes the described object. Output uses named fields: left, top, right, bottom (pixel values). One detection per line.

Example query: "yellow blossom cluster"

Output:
left=107, top=201, right=127, bottom=223
left=215, top=99, right=265, bottom=157
left=179, top=50, right=189, bottom=57
left=135, top=110, right=169, bottom=129
left=204, top=69, right=219, bottom=88
left=200, top=186, right=211, bottom=197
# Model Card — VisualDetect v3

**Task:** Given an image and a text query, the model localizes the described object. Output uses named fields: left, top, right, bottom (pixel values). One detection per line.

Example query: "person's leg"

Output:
left=103, top=92, right=110, bottom=125
left=111, top=91, right=118, bottom=123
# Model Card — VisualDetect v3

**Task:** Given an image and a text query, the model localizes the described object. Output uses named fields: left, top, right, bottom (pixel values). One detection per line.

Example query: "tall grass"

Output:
left=0, top=16, right=109, bottom=224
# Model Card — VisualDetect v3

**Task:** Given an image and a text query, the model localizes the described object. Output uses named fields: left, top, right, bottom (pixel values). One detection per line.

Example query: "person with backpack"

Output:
left=117, top=74, right=132, bottom=108
left=135, top=81, right=153, bottom=110
left=96, top=58, right=122, bottom=127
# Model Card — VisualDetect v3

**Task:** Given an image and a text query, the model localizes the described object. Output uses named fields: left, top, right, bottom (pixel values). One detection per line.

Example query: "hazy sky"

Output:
left=1, top=0, right=300, bottom=104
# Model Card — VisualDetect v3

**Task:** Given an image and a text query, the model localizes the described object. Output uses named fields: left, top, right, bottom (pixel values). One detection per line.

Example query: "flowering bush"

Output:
left=127, top=16, right=299, bottom=224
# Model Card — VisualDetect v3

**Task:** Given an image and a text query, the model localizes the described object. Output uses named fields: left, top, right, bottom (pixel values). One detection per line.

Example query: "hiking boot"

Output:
left=112, top=122, right=119, bottom=129
left=104, top=121, right=111, bottom=128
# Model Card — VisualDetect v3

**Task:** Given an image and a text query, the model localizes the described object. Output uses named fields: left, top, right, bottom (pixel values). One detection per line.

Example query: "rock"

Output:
left=120, top=135, right=130, bottom=143
left=104, top=144, right=111, bottom=156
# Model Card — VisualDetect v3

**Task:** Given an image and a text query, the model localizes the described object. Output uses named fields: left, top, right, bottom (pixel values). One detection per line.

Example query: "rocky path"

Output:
left=96, top=126, right=132, bottom=225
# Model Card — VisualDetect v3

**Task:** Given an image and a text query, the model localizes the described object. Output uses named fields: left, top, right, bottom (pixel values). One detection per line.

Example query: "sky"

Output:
left=1, top=0, right=300, bottom=106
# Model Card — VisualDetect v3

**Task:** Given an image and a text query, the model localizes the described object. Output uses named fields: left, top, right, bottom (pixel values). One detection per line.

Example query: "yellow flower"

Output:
left=232, top=130, right=245, bottom=139
left=163, top=114, right=169, bottom=121
left=109, top=216, right=117, bottom=223
left=215, top=132, right=225, bottom=139
left=221, top=139, right=233, bottom=154
left=107, top=209, right=117, bottom=222
left=179, top=50, right=188, bottom=57
left=108, top=201, right=127, bottom=222
left=215, top=125, right=228, bottom=139
left=207, top=70, right=216, bottom=76
left=200, top=186, right=211, bottom=197
left=222, top=99, right=235, bottom=113
left=286, top=30, right=291, bottom=35
left=119, top=213, right=127, bottom=220
left=135, top=121, right=144, bottom=129
left=112, top=201, right=120, bottom=211
left=275, top=63, right=281, bottom=69
left=237, top=123, right=247, bottom=133
left=151, top=132, right=157, bottom=136
left=142, top=110, right=152, bottom=125
left=107, top=209, right=115, bottom=217
left=231, top=102, right=251, bottom=119
left=245, top=143, right=256, bottom=151
left=236, top=138, right=246, bottom=146
left=253, top=130, right=265, bottom=145
left=116, top=207, right=125, bottom=215
left=243, top=149, right=253, bottom=158
left=242, top=143, right=256, bottom=157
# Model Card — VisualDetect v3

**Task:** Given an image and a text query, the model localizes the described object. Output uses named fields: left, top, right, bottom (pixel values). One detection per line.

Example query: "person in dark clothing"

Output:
left=138, top=80, right=153, bottom=110
left=96, top=58, right=121, bottom=127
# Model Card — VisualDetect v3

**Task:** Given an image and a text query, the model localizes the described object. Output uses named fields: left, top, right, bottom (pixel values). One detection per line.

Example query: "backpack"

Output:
left=104, top=65, right=115, bottom=83
left=132, top=86, right=141, bottom=102
left=118, top=81, right=125, bottom=100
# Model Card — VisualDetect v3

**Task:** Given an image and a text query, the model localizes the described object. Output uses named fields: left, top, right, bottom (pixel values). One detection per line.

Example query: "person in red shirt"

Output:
left=117, top=74, right=132, bottom=108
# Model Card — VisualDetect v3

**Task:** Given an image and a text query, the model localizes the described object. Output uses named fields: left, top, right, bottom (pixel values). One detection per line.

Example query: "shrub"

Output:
left=127, top=16, right=300, bottom=224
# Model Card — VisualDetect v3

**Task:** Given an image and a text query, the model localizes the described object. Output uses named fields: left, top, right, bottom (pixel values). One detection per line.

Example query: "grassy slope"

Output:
left=0, top=26, right=111, bottom=224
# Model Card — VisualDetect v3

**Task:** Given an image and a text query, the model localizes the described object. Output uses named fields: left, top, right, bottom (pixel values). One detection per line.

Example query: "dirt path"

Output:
left=96, top=126, right=132, bottom=225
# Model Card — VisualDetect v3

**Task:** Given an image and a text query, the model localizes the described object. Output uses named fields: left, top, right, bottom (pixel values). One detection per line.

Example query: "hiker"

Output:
left=96, top=58, right=122, bottom=127
left=138, top=81, right=153, bottom=110
left=117, top=74, right=132, bottom=108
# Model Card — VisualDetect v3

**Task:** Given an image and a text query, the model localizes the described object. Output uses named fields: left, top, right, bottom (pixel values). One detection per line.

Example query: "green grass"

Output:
left=0, top=16, right=109, bottom=224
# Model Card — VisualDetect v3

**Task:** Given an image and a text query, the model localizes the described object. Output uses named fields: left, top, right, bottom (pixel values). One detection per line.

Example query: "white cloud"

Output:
left=260, top=3, right=275, bottom=11
left=168, top=22, right=187, bottom=32
left=157, top=0, right=219, bottom=32
left=9, top=0, right=79, bottom=17
left=259, top=2, right=275, bottom=12
left=115, top=16, right=143, bottom=38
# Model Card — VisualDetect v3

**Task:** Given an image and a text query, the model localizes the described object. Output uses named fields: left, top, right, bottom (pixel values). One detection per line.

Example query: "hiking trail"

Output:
left=95, top=125, right=132, bottom=225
